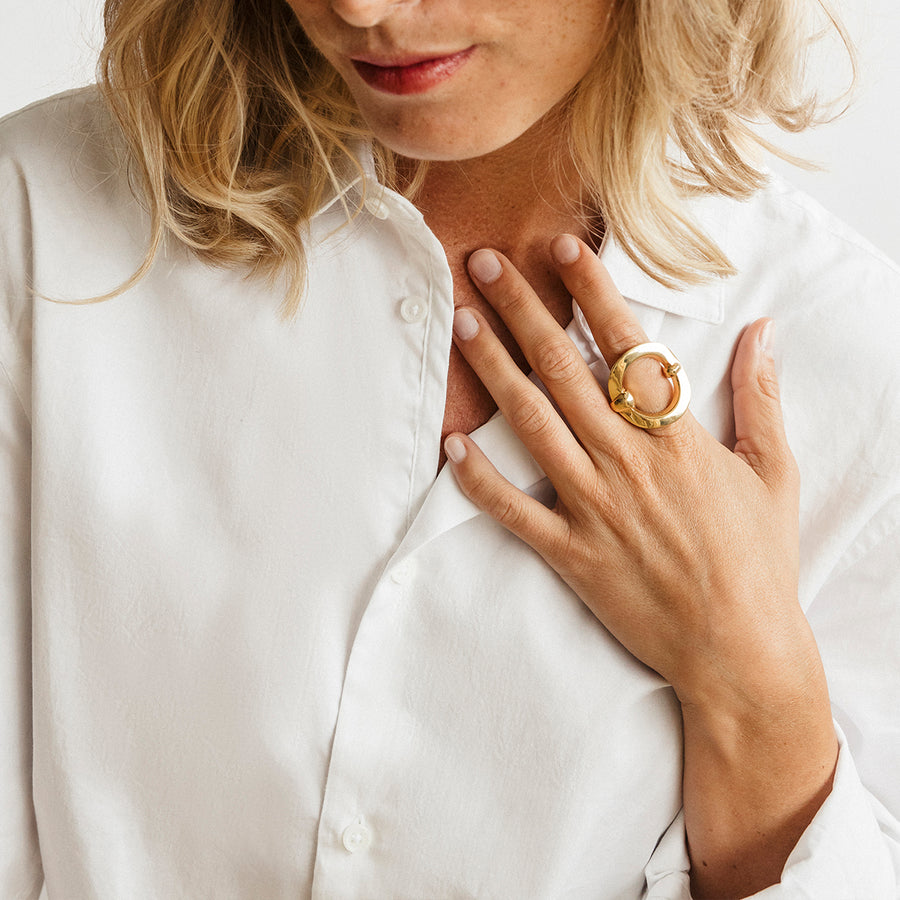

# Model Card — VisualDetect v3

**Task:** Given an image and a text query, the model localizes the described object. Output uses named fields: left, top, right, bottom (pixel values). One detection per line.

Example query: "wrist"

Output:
left=680, top=645, right=838, bottom=898
left=671, top=598, right=825, bottom=723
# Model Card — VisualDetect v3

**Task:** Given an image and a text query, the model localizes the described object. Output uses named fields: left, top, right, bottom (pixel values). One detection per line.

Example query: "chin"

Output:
left=369, top=126, right=523, bottom=163
left=376, top=137, right=498, bottom=162
left=358, top=107, right=532, bottom=162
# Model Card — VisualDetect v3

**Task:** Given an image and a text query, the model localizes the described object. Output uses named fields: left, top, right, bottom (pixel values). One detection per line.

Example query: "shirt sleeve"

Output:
left=767, top=500, right=900, bottom=898
left=643, top=507, right=900, bottom=899
left=0, top=362, right=41, bottom=898
left=643, top=723, right=900, bottom=899
left=642, top=811, right=691, bottom=899
left=0, top=137, right=42, bottom=899
left=752, top=723, right=900, bottom=898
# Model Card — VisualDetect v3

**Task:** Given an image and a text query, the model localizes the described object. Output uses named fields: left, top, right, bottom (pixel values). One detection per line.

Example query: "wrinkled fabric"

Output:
left=1, top=88, right=898, bottom=900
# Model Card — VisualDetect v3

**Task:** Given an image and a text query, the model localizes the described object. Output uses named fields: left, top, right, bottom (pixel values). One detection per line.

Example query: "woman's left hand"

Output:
left=444, top=233, right=838, bottom=897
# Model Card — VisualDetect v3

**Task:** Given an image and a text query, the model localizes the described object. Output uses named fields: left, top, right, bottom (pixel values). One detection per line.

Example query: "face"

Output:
left=287, top=0, right=612, bottom=161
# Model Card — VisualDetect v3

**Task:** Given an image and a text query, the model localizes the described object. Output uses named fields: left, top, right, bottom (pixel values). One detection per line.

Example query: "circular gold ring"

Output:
left=607, top=342, right=691, bottom=429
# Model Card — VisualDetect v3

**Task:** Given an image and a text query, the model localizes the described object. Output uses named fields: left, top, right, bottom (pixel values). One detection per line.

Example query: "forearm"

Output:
left=681, top=648, right=838, bottom=899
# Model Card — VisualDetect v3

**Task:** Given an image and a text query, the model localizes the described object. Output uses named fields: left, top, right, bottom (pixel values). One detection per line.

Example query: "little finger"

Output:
left=443, top=431, right=570, bottom=561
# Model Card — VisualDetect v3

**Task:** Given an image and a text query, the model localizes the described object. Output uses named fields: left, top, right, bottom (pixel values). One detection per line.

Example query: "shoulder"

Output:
left=0, top=85, right=133, bottom=240
left=0, top=86, right=131, bottom=235
left=722, top=173, right=900, bottom=306
left=0, top=86, right=118, bottom=172
left=0, top=88, right=138, bottom=410
left=0, top=86, right=143, bottom=289
left=703, top=174, right=900, bottom=372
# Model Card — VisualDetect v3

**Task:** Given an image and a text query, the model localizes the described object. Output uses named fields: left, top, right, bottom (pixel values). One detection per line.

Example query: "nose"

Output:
left=329, top=0, right=416, bottom=28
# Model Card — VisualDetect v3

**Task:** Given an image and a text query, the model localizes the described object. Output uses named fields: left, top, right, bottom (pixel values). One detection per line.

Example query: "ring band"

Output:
left=607, top=342, right=691, bottom=429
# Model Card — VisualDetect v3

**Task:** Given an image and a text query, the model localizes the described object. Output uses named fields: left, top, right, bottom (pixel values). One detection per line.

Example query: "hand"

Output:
left=445, top=234, right=837, bottom=896
left=446, top=233, right=808, bottom=711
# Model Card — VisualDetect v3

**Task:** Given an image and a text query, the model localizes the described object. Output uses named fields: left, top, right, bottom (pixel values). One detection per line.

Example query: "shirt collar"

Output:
left=596, top=193, right=732, bottom=326
left=311, top=141, right=379, bottom=219
left=314, top=142, right=731, bottom=326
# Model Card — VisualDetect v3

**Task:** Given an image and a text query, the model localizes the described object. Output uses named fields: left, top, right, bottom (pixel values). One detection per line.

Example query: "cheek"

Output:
left=284, top=1, right=333, bottom=52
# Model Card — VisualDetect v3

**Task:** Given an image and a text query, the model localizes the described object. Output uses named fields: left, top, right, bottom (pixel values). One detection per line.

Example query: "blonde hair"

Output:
left=98, top=0, right=852, bottom=314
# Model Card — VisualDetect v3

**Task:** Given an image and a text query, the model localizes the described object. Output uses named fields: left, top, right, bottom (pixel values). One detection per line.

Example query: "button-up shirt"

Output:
left=2, top=87, right=899, bottom=899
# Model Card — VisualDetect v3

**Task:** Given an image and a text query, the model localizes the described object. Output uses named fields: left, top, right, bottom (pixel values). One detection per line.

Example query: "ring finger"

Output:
left=550, top=235, right=692, bottom=429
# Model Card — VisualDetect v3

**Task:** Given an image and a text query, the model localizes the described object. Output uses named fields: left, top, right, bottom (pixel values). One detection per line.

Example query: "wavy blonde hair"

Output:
left=98, top=0, right=851, bottom=314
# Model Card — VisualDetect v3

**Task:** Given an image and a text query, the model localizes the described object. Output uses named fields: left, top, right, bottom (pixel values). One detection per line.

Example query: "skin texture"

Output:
left=288, top=0, right=610, bottom=160
left=450, top=240, right=837, bottom=896
left=289, top=1, right=839, bottom=894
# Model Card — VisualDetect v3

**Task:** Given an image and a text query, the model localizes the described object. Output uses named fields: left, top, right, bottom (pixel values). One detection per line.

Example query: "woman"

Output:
left=1, top=0, right=898, bottom=897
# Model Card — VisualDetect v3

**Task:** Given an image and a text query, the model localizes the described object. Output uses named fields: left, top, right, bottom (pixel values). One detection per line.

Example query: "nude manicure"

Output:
left=444, top=435, right=468, bottom=463
left=453, top=308, right=480, bottom=341
left=551, top=233, right=581, bottom=265
left=468, top=249, right=502, bottom=284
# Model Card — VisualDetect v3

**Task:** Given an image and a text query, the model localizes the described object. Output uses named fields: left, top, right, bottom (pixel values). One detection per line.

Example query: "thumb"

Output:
left=731, top=319, right=798, bottom=490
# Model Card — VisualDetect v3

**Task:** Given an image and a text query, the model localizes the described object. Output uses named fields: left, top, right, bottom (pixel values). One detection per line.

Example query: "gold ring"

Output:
left=607, top=342, right=691, bottom=429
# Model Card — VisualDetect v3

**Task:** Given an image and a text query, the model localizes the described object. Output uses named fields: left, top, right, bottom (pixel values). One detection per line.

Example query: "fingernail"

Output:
left=444, top=435, right=467, bottom=463
left=453, top=307, right=480, bottom=341
left=551, top=233, right=581, bottom=266
left=468, top=249, right=502, bottom=284
left=759, top=320, right=775, bottom=361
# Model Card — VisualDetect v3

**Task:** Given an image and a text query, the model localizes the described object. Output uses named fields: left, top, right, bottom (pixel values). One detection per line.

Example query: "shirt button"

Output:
left=342, top=817, right=372, bottom=854
left=399, top=297, right=428, bottom=324
left=364, top=195, right=390, bottom=219
left=390, top=561, right=411, bottom=584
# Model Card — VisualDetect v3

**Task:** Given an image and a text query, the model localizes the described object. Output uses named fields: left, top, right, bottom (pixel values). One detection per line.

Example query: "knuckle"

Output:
left=464, top=467, right=495, bottom=507
left=604, top=319, right=645, bottom=358
left=508, top=393, right=554, bottom=438
left=568, top=264, right=604, bottom=298
left=614, top=443, right=655, bottom=485
left=467, top=469, right=528, bottom=530
left=756, top=365, right=782, bottom=403
left=491, top=493, right=530, bottom=530
left=492, top=281, right=532, bottom=317
left=532, top=336, right=582, bottom=386
left=777, top=448, right=801, bottom=491
left=652, top=418, right=697, bottom=455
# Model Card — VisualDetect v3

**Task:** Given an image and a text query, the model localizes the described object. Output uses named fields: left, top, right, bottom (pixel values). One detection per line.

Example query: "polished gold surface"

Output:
left=607, top=342, right=691, bottom=429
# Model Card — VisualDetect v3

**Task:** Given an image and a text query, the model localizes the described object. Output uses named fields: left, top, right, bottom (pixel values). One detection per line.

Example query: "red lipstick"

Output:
left=352, top=47, right=475, bottom=95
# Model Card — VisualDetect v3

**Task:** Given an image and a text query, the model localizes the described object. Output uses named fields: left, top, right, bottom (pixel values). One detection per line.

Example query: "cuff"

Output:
left=750, top=722, right=898, bottom=899
left=643, top=723, right=900, bottom=899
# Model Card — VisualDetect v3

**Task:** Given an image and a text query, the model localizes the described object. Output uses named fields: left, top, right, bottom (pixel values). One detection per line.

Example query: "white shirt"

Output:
left=1, top=87, right=898, bottom=900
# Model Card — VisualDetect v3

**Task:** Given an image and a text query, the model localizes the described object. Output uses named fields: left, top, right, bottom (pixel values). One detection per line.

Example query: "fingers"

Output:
left=467, top=236, right=686, bottom=434
left=465, top=248, right=612, bottom=441
left=731, top=319, right=799, bottom=492
left=451, top=306, right=590, bottom=484
left=443, top=430, right=569, bottom=560
left=548, top=235, right=682, bottom=423
left=547, top=234, right=648, bottom=368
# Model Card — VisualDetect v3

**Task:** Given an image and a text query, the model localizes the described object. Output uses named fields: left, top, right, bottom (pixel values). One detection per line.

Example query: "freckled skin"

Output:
left=286, top=5, right=840, bottom=896
left=288, top=0, right=611, bottom=160
left=288, top=1, right=613, bottom=461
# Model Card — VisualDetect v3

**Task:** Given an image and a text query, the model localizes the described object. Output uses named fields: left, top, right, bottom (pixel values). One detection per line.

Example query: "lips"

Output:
left=351, top=47, right=475, bottom=95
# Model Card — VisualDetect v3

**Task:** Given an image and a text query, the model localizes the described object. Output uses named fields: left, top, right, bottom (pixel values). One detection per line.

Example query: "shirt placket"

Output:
left=309, top=195, right=454, bottom=898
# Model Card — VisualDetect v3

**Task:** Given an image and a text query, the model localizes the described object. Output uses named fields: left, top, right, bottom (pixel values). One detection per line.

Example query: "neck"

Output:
left=399, top=110, right=597, bottom=257
left=396, top=111, right=598, bottom=469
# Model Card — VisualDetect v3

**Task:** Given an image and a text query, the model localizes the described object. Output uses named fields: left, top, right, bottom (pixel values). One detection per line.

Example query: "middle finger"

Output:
left=466, top=247, right=614, bottom=445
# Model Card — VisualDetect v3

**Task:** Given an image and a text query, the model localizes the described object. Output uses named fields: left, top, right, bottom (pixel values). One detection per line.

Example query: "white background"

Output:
left=1, top=0, right=898, bottom=262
